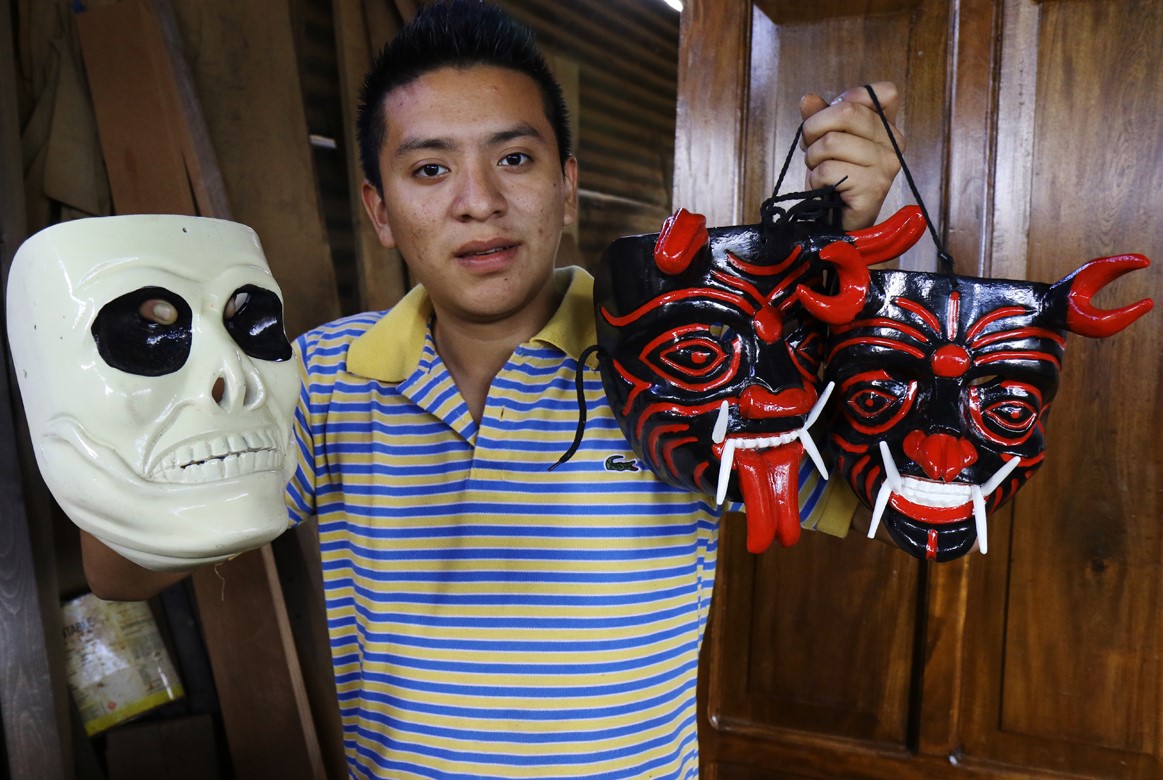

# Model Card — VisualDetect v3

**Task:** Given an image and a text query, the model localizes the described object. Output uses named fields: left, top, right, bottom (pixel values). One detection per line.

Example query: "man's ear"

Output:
left=561, top=155, right=579, bottom=228
left=361, top=180, right=396, bottom=249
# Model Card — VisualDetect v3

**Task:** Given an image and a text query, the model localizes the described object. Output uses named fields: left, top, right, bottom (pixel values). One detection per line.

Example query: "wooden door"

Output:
left=676, top=1, right=1163, bottom=777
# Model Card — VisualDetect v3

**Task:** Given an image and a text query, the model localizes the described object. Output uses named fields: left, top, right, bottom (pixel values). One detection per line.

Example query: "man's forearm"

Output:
left=80, top=530, right=193, bottom=601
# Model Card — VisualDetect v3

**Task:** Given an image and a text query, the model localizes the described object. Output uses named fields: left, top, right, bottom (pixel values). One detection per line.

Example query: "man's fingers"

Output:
left=802, top=131, right=885, bottom=172
left=802, top=99, right=903, bottom=151
left=831, top=81, right=899, bottom=122
left=794, top=82, right=904, bottom=229
left=799, top=92, right=829, bottom=122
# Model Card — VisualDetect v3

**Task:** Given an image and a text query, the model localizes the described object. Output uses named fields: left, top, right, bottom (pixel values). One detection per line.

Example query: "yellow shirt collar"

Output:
left=347, top=266, right=596, bottom=383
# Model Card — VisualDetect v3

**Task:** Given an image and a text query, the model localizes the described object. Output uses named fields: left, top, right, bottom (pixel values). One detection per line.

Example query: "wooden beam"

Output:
left=0, top=0, right=71, bottom=775
left=168, top=0, right=341, bottom=338
left=673, top=0, right=751, bottom=224
left=75, top=1, right=195, bottom=216
left=332, top=0, right=409, bottom=311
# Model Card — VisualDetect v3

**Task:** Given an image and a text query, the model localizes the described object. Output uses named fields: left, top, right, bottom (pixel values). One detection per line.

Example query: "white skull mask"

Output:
left=6, top=215, right=300, bottom=571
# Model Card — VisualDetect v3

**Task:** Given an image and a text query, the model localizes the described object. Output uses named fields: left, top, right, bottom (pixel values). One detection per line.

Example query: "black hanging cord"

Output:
left=773, top=122, right=804, bottom=199
left=548, top=344, right=605, bottom=471
left=862, top=84, right=956, bottom=278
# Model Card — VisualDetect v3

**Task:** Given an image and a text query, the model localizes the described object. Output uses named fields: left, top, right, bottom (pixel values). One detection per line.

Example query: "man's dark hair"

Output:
left=356, top=0, right=572, bottom=194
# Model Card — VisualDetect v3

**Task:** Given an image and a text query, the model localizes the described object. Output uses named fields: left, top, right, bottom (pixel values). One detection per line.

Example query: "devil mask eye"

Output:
left=968, top=380, right=1044, bottom=445
left=840, top=369, right=918, bottom=435
left=641, top=322, right=742, bottom=392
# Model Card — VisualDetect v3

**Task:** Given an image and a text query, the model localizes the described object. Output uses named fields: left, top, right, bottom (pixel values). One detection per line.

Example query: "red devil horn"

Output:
left=846, top=205, right=927, bottom=265
left=653, top=208, right=708, bottom=275
left=797, top=240, right=870, bottom=324
left=1050, top=254, right=1154, bottom=337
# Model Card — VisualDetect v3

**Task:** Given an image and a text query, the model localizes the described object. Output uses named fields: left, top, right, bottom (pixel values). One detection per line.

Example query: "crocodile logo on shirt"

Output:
left=604, top=455, right=641, bottom=472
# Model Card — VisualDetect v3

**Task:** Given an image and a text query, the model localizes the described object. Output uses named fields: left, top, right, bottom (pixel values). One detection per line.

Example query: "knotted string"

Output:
left=763, top=121, right=846, bottom=230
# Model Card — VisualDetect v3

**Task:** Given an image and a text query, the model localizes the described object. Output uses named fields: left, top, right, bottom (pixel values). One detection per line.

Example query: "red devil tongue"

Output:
left=733, top=442, right=804, bottom=553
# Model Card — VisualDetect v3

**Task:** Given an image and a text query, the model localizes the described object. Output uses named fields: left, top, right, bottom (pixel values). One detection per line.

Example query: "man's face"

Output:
left=363, top=65, right=578, bottom=329
left=6, top=216, right=299, bottom=572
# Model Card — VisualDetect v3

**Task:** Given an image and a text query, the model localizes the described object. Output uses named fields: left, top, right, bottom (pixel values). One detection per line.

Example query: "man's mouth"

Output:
left=710, top=382, right=833, bottom=553
left=455, top=240, right=519, bottom=262
left=867, top=440, right=1022, bottom=555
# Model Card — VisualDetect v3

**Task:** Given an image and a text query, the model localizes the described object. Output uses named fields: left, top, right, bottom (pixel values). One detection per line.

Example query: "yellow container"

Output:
left=61, top=593, right=185, bottom=736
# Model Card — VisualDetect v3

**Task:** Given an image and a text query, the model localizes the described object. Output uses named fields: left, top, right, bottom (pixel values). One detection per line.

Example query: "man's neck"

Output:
left=432, top=287, right=561, bottom=423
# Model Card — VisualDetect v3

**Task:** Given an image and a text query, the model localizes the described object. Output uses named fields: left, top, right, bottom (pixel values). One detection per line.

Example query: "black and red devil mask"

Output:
left=825, top=257, right=1153, bottom=562
left=594, top=191, right=926, bottom=553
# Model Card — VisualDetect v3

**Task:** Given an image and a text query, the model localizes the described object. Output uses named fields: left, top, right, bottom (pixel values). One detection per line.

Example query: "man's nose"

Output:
left=453, top=161, right=506, bottom=221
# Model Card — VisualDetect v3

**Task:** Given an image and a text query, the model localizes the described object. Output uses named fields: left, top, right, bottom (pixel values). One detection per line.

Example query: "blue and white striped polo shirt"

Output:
left=286, top=267, right=840, bottom=779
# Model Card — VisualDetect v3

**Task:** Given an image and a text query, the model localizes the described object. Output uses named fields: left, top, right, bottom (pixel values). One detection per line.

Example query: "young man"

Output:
left=286, top=2, right=904, bottom=776
left=85, top=1, right=904, bottom=776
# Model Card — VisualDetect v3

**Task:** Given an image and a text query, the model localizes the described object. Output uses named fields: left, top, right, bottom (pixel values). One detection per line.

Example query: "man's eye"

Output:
left=415, top=163, right=448, bottom=178
left=500, top=152, right=530, bottom=167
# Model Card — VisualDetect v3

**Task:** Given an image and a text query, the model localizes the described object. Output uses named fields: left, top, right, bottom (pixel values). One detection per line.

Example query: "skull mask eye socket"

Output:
left=92, top=286, right=193, bottom=376
left=222, top=284, right=293, bottom=362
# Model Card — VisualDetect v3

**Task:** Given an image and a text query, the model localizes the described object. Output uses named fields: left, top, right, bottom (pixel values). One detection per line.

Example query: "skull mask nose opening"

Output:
left=211, top=366, right=264, bottom=412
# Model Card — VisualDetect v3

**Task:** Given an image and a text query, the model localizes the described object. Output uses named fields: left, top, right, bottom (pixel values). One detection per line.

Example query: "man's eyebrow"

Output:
left=488, top=123, right=544, bottom=146
left=393, top=124, right=546, bottom=159
left=393, top=136, right=455, bottom=158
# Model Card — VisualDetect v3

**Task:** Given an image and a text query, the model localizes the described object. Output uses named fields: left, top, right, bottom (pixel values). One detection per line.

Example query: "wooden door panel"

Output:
left=711, top=520, right=919, bottom=744
left=960, top=0, right=1163, bottom=774
left=742, top=0, right=949, bottom=273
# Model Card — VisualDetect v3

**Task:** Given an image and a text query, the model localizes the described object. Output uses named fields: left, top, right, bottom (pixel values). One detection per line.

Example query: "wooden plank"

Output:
left=673, top=0, right=750, bottom=223
left=74, top=2, right=196, bottom=216
left=191, top=548, right=326, bottom=779
left=332, top=0, right=409, bottom=311
left=76, top=2, right=328, bottom=777
left=168, top=0, right=341, bottom=339
left=0, top=1, right=71, bottom=775
left=997, top=0, right=1162, bottom=763
left=146, top=2, right=331, bottom=776
left=914, top=0, right=1003, bottom=759
left=270, top=520, right=347, bottom=780
left=146, top=0, right=231, bottom=219
left=681, top=0, right=966, bottom=776
left=104, top=714, right=221, bottom=780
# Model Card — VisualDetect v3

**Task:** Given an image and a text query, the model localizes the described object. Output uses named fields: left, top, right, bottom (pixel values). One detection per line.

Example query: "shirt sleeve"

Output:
left=801, top=473, right=858, bottom=537
left=284, top=333, right=317, bottom=528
